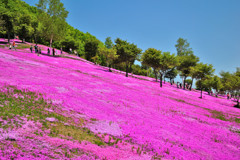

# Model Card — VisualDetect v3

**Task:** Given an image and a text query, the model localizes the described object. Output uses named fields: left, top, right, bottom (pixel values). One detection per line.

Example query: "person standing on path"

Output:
left=35, top=44, right=38, bottom=53
left=30, top=45, right=33, bottom=53
left=48, top=48, right=50, bottom=55
left=52, top=48, right=55, bottom=56
left=12, top=41, right=16, bottom=50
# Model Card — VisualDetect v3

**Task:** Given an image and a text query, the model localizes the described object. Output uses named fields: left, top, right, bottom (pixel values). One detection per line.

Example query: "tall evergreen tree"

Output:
left=105, top=37, right=113, bottom=49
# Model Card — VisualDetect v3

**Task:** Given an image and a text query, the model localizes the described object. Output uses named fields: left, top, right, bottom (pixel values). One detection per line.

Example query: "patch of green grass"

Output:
left=46, top=122, right=105, bottom=146
left=235, top=118, right=240, bottom=123
left=16, top=44, right=31, bottom=49
left=210, top=110, right=227, bottom=121
left=170, top=97, right=185, bottom=103
left=0, top=86, right=106, bottom=147
left=0, top=86, right=71, bottom=128
left=0, top=45, right=7, bottom=48
left=90, top=118, right=97, bottom=121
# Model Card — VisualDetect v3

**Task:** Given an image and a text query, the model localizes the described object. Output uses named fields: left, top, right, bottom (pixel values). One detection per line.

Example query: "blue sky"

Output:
left=23, top=0, right=240, bottom=75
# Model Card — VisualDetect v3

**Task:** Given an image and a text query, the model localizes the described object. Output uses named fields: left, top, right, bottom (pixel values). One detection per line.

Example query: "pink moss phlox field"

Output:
left=0, top=39, right=240, bottom=159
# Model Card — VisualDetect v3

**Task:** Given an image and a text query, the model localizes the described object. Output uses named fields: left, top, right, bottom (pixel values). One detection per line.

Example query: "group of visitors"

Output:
left=29, top=44, right=41, bottom=55
left=29, top=44, right=63, bottom=56
left=176, top=82, right=192, bottom=90
left=226, top=93, right=235, bottom=100
left=9, top=41, right=16, bottom=51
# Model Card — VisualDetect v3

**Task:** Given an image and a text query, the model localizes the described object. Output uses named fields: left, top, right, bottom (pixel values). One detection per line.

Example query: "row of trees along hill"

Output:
left=0, top=0, right=102, bottom=55
left=0, top=0, right=239, bottom=107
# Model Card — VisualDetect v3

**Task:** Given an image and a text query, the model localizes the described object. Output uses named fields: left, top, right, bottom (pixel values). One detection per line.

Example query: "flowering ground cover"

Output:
left=0, top=39, right=240, bottom=159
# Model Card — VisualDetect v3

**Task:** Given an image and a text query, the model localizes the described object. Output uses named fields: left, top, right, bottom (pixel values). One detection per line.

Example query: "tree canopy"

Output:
left=194, top=63, right=215, bottom=98
left=141, top=48, right=161, bottom=81
left=115, top=38, right=142, bottom=77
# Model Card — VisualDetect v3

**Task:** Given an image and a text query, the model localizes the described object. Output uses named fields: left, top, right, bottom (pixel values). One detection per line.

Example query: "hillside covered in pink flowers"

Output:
left=0, top=40, right=240, bottom=159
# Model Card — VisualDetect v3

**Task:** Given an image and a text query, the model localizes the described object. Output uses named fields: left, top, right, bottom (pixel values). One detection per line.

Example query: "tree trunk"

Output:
left=170, top=78, right=172, bottom=85
left=237, top=95, right=240, bottom=108
left=183, top=77, right=186, bottom=89
left=160, top=73, right=163, bottom=88
left=164, top=76, right=165, bottom=84
left=50, top=34, right=53, bottom=48
left=126, top=63, right=128, bottom=77
left=130, top=64, right=132, bottom=77
left=108, top=63, right=112, bottom=72
left=199, top=80, right=202, bottom=98
left=190, top=77, right=193, bottom=91
left=154, top=69, right=157, bottom=82
left=8, top=32, right=10, bottom=43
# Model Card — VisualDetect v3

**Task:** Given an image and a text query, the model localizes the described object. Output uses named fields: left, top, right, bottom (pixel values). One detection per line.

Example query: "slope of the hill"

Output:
left=0, top=40, right=240, bottom=159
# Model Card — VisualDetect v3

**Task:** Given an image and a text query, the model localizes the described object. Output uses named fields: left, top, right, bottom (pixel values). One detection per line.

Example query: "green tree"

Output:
left=175, top=38, right=193, bottom=56
left=17, top=14, right=34, bottom=42
left=211, top=75, right=223, bottom=93
left=220, top=71, right=232, bottom=92
left=185, top=79, right=192, bottom=85
left=85, top=39, right=99, bottom=61
left=220, top=69, right=240, bottom=107
left=37, top=0, right=68, bottom=48
left=158, top=52, right=178, bottom=87
left=189, top=65, right=200, bottom=90
left=131, top=64, right=148, bottom=76
left=194, top=63, right=215, bottom=98
left=196, top=78, right=212, bottom=93
left=115, top=38, right=142, bottom=77
left=0, top=0, right=15, bottom=43
left=177, top=53, right=199, bottom=89
left=105, top=37, right=113, bottom=49
left=231, top=75, right=240, bottom=107
left=165, top=68, right=178, bottom=84
left=98, top=46, right=119, bottom=72
left=175, top=38, right=199, bottom=89
left=141, top=48, right=161, bottom=81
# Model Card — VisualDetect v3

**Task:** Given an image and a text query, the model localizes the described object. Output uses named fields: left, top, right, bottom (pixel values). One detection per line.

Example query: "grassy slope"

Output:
left=0, top=39, right=240, bottom=159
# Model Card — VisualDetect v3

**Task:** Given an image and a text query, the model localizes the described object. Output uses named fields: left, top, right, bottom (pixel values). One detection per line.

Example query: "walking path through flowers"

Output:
left=0, top=39, right=240, bottom=159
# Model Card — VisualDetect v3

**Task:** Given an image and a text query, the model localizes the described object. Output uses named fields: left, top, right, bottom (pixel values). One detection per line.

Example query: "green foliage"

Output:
left=175, top=38, right=193, bottom=56
left=175, top=38, right=199, bottom=89
left=185, top=79, right=192, bottom=85
left=115, top=38, right=142, bottom=77
left=158, top=52, right=178, bottom=87
left=142, top=49, right=177, bottom=86
left=194, top=63, right=215, bottom=98
left=195, top=78, right=212, bottom=92
left=37, top=0, right=69, bottom=47
left=105, top=37, right=113, bottom=49
left=0, top=0, right=101, bottom=57
left=131, top=64, right=148, bottom=76
left=85, top=39, right=100, bottom=61
left=177, top=54, right=199, bottom=86
left=98, top=46, right=118, bottom=71
left=165, top=68, right=178, bottom=81
left=211, top=75, right=223, bottom=92
left=141, top=48, right=161, bottom=81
